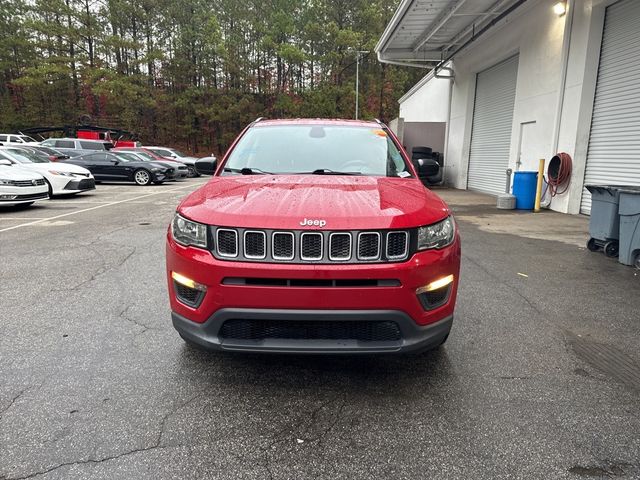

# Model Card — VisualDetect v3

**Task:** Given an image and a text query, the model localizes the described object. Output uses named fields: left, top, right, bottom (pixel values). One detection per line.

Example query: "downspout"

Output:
left=546, top=0, right=575, bottom=208
left=551, top=0, right=575, bottom=154
left=442, top=63, right=454, bottom=186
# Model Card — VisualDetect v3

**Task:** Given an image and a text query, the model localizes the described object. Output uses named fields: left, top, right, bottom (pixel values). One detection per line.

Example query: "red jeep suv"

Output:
left=166, top=119, right=460, bottom=354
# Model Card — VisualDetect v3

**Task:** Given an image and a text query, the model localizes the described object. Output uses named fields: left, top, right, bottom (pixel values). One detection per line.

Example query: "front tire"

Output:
left=44, top=179, right=53, bottom=196
left=134, top=169, right=152, bottom=186
left=187, top=166, right=200, bottom=178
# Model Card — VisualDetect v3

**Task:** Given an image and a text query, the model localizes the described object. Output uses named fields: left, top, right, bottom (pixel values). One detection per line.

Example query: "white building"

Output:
left=376, top=0, right=640, bottom=214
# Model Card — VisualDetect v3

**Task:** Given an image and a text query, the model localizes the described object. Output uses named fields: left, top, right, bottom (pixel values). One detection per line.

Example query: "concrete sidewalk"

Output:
left=436, top=188, right=591, bottom=248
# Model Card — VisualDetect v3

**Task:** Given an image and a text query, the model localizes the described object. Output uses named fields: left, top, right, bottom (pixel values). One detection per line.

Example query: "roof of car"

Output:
left=47, top=138, right=111, bottom=143
left=253, top=118, right=382, bottom=128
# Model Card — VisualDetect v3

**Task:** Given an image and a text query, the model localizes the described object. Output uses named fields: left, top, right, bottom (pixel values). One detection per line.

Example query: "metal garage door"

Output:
left=580, top=0, right=640, bottom=214
left=467, top=55, right=519, bottom=195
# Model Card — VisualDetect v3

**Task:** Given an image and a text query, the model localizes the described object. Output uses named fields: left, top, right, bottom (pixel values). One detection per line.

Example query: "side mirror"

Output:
left=195, top=157, right=217, bottom=175
left=112, top=160, right=120, bottom=165
left=0, top=159, right=12, bottom=166
left=412, top=158, right=440, bottom=178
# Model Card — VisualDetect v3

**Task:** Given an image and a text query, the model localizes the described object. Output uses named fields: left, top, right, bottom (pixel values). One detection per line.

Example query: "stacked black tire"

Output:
left=411, top=146, right=442, bottom=186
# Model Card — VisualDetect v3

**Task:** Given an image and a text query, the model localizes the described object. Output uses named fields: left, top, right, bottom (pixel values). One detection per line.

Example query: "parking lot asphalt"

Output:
left=1, top=180, right=639, bottom=479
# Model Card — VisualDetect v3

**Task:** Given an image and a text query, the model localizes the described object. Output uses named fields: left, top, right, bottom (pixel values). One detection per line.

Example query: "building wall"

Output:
left=398, top=73, right=451, bottom=123
left=402, top=122, right=447, bottom=156
left=442, top=0, right=618, bottom=213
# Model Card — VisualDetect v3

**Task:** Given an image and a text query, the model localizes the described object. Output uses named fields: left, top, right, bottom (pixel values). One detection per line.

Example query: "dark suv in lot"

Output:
left=166, top=118, right=461, bottom=354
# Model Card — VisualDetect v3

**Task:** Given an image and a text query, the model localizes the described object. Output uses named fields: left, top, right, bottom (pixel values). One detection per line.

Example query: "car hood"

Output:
left=0, top=165, right=44, bottom=181
left=20, top=162, right=91, bottom=175
left=178, top=175, right=450, bottom=230
left=149, top=162, right=170, bottom=169
left=156, top=160, right=186, bottom=167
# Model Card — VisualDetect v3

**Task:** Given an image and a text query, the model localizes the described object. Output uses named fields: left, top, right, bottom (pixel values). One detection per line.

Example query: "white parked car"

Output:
left=0, top=147, right=96, bottom=196
left=0, top=133, right=40, bottom=145
left=0, top=159, right=49, bottom=207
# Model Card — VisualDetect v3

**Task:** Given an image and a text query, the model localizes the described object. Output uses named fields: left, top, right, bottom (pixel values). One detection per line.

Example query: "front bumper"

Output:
left=167, top=233, right=460, bottom=353
left=173, top=309, right=452, bottom=354
left=0, top=186, right=49, bottom=205
left=61, top=177, right=96, bottom=193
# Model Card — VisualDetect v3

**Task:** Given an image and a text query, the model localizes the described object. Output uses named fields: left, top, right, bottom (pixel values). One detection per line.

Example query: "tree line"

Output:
left=0, top=0, right=421, bottom=153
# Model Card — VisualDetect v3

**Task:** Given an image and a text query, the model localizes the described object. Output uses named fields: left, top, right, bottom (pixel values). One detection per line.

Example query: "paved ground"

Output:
left=1, top=180, right=639, bottom=479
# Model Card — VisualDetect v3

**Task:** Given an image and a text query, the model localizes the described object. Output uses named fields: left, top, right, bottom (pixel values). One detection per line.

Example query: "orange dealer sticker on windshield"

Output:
left=371, top=129, right=387, bottom=137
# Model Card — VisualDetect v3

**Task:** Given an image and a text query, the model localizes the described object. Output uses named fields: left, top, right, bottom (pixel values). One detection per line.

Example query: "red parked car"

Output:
left=166, top=118, right=461, bottom=354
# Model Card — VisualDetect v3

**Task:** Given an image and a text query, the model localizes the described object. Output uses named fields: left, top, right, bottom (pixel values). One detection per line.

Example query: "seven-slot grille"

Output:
left=210, top=227, right=410, bottom=264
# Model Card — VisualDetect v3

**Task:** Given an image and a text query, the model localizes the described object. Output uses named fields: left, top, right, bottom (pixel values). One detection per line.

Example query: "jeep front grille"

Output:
left=272, top=232, right=294, bottom=260
left=357, top=232, right=380, bottom=260
left=301, top=233, right=323, bottom=260
left=210, top=227, right=411, bottom=264
left=329, top=233, right=351, bottom=261
left=386, top=231, right=409, bottom=260
left=217, top=229, right=238, bottom=257
left=244, top=231, right=266, bottom=259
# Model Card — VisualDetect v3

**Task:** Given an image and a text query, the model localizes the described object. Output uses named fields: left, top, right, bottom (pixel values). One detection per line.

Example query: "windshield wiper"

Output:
left=306, top=168, right=362, bottom=175
left=223, top=167, right=273, bottom=175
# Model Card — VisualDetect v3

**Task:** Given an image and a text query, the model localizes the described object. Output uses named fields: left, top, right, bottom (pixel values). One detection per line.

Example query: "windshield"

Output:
left=3, top=149, right=49, bottom=163
left=113, top=153, right=137, bottom=162
left=222, top=125, right=411, bottom=177
left=134, top=152, right=157, bottom=161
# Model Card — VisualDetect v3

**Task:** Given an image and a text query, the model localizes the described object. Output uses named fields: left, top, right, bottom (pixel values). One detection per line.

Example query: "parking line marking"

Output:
left=0, top=182, right=206, bottom=233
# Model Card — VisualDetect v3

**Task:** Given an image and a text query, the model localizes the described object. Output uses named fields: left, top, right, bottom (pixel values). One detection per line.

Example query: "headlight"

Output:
left=48, top=170, right=74, bottom=176
left=417, top=216, right=455, bottom=250
left=0, top=178, right=12, bottom=185
left=172, top=214, right=207, bottom=248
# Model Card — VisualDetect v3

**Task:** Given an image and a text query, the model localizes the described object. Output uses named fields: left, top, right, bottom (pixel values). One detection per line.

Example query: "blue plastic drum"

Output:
left=512, top=171, right=538, bottom=210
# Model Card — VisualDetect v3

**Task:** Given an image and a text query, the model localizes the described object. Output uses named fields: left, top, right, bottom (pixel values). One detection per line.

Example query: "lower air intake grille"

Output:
left=219, top=319, right=401, bottom=342
left=174, top=281, right=204, bottom=307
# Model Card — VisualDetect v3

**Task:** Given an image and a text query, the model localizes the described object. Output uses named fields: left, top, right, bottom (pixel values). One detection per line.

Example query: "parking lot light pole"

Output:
left=355, top=50, right=369, bottom=120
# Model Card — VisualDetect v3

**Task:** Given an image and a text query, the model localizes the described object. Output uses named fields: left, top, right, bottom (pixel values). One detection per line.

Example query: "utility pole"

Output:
left=354, top=50, right=368, bottom=120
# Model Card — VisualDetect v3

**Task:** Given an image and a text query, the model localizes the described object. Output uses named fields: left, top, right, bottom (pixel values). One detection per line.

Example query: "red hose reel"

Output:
left=547, top=152, right=572, bottom=196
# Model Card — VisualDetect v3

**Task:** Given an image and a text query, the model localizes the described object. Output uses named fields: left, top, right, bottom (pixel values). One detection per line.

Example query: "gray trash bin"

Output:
left=585, top=185, right=625, bottom=257
left=617, top=187, right=640, bottom=268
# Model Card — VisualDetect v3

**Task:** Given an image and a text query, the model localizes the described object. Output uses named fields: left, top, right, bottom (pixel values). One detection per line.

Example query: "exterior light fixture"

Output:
left=553, top=1, right=567, bottom=16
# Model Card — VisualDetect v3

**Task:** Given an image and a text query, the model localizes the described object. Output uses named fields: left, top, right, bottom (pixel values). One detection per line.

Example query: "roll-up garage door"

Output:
left=580, top=0, right=640, bottom=214
left=467, top=55, right=519, bottom=195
